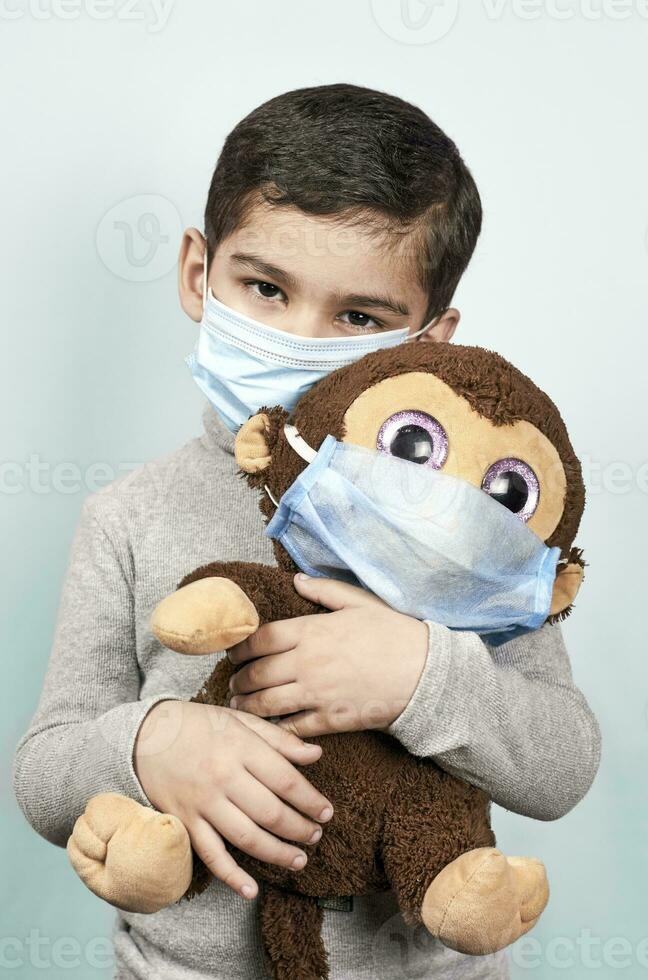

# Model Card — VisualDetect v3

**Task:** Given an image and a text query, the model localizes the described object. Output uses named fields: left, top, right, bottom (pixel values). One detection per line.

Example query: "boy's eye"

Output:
left=481, top=458, right=539, bottom=521
left=247, top=280, right=284, bottom=300
left=376, top=411, right=449, bottom=467
left=339, top=310, right=381, bottom=331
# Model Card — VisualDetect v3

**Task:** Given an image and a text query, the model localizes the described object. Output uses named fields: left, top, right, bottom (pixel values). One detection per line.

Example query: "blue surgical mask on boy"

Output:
left=264, top=425, right=561, bottom=638
left=186, top=250, right=436, bottom=433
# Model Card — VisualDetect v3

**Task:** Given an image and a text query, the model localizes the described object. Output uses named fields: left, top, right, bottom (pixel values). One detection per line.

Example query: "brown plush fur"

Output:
left=174, top=343, right=584, bottom=979
left=261, top=886, right=326, bottom=980
left=180, top=562, right=496, bottom=979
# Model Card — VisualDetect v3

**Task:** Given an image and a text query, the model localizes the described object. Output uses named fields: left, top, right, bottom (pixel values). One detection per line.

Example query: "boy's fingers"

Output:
left=189, top=818, right=257, bottom=900
left=235, top=710, right=322, bottom=763
left=207, top=799, right=309, bottom=870
left=278, top=710, right=332, bottom=739
left=232, top=683, right=314, bottom=718
left=229, top=651, right=296, bottom=695
left=228, top=620, right=300, bottom=663
left=245, top=750, right=333, bottom=824
left=293, top=573, right=386, bottom=611
left=227, top=773, right=323, bottom=846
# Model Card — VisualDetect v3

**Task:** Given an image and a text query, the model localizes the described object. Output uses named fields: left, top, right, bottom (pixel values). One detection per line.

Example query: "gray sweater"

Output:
left=12, top=403, right=601, bottom=980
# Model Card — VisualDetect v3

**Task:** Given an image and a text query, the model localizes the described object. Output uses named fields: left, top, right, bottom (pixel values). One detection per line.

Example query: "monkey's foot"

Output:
left=151, top=577, right=260, bottom=654
left=67, top=793, right=193, bottom=914
left=421, top=847, right=549, bottom=955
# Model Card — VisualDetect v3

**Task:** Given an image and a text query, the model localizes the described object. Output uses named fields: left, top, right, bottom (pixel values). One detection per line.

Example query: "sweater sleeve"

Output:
left=12, top=493, right=179, bottom=848
left=386, top=619, right=601, bottom=821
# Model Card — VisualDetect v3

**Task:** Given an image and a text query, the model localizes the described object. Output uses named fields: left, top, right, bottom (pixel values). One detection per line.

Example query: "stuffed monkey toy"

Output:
left=67, top=343, right=585, bottom=980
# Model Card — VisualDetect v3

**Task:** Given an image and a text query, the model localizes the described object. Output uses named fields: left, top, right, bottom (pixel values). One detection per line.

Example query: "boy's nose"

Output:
left=277, top=309, right=329, bottom=338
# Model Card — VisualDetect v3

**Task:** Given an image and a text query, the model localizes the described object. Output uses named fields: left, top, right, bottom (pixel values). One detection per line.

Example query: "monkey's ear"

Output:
left=549, top=556, right=585, bottom=619
left=235, top=413, right=273, bottom=473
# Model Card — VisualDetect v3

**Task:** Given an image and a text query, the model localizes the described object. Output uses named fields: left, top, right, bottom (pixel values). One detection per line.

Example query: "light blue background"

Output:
left=2, top=1, right=646, bottom=977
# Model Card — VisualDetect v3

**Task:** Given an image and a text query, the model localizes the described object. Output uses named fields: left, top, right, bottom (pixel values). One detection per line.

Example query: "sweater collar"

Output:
left=201, top=402, right=235, bottom=456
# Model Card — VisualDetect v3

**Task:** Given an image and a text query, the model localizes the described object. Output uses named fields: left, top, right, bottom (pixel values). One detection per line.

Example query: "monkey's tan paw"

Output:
left=151, top=577, right=259, bottom=654
left=421, top=847, right=549, bottom=955
left=67, top=792, right=193, bottom=914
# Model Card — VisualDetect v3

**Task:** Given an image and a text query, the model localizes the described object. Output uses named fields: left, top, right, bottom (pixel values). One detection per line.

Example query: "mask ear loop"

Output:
left=264, top=424, right=317, bottom=509
left=202, top=242, right=208, bottom=313
left=283, top=424, right=317, bottom=462
left=407, top=320, right=434, bottom=341
left=404, top=308, right=448, bottom=342
left=264, top=483, right=279, bottom=507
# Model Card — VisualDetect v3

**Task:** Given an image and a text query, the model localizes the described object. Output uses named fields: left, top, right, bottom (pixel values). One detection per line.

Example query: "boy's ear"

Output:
left=235, top=413, right=273, bottom=473
left=178, top=228, right=206, bottom=323
left=420, top=307, right=460, bottom=343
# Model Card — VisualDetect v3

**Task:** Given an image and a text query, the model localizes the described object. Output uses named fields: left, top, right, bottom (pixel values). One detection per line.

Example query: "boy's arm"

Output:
left=387, top=620, right=601, bottom=821
left=12, top=494, right=178, bottom=848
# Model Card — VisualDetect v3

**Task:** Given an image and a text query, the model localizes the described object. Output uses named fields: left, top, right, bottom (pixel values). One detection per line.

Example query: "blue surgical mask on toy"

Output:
left=186, top=250, right=436, bottom=433
left=264, top=425, right=561, bottom=637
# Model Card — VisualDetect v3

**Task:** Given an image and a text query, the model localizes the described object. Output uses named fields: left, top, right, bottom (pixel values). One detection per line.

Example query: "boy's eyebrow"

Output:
left=335, top=292, right=410, bottom=317
left=230, top=252, right=298, bottom=289
left=230, top=252, right=410, bottom=318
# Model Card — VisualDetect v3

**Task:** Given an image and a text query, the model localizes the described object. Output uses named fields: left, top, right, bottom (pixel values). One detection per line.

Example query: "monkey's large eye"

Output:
left=376, top=411, right=448, bottom=468
left=481, top=458, right=539, bottom=522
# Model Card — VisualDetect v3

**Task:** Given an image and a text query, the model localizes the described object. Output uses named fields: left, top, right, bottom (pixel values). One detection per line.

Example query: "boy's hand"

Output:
left=134, top=700, right=333, bottom=901
left=228, top=574, right=429, bottom=738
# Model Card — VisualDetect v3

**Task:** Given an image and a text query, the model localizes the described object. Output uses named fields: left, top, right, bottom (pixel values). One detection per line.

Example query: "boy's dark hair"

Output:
left=204, top=83, right=482, bottom=322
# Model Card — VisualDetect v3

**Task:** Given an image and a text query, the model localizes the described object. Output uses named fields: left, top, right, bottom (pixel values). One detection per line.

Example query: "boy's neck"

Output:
left=202, top=403, right=236, bottom=456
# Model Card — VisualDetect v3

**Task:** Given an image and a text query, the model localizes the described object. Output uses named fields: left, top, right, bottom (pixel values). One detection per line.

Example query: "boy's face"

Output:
left=178, top=201, right=459, bottom=342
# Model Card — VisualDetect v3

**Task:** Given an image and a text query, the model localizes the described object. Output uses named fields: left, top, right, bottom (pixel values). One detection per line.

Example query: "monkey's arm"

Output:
left=386, top=620, right=601, bottom=821
left=150, top=560, right=324, bottom=657
left=177, top=560, right=322, bottom=625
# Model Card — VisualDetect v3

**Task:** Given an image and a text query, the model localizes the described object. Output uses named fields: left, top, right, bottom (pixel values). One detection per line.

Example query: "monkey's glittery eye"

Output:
left=481, top=458, right=539, bottom=521
left=376, top=411, right=448, bottom=468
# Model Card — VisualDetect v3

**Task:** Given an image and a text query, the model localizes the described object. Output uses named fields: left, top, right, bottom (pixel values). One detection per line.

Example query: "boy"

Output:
left=13, top=84, right=600, bottom=979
